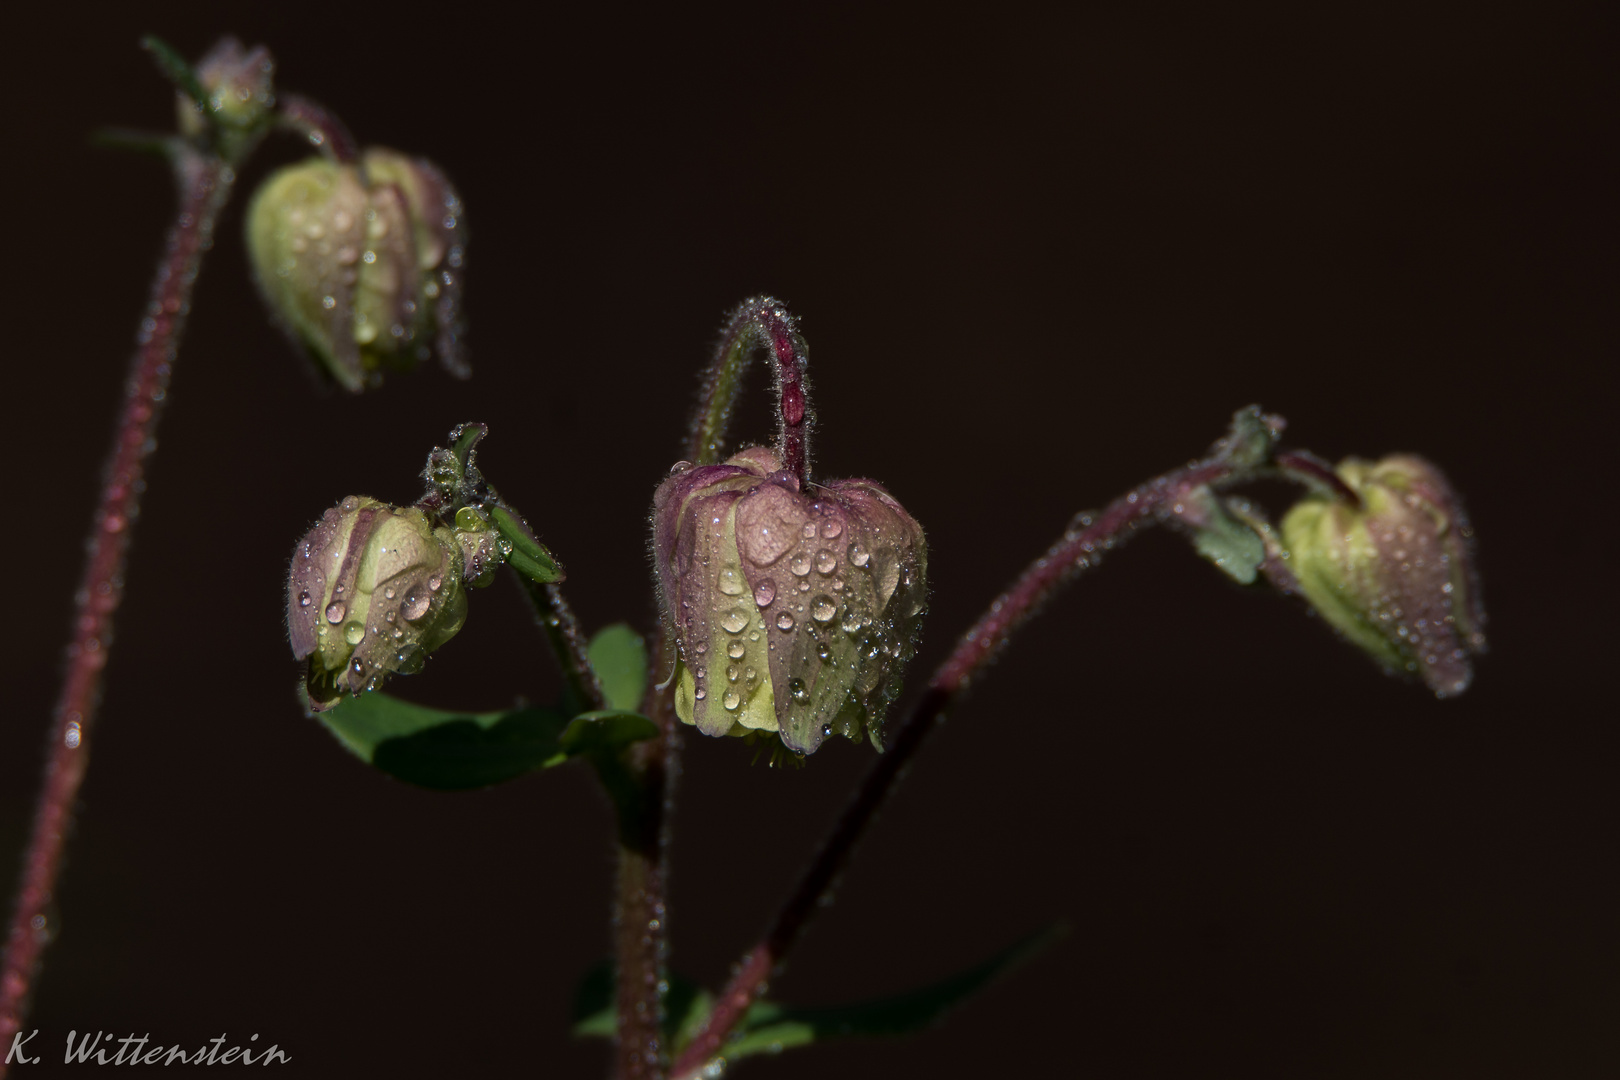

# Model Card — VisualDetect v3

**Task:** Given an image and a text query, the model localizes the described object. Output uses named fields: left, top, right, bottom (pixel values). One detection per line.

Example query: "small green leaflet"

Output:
left=318, top=693, right=655, bottom=791
left=572, top=925, right=1064, bottom=1063
left=587, top=624, right=649, bottom=712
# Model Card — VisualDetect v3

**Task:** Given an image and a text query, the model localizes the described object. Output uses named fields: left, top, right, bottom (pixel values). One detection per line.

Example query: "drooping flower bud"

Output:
left=288, top=496, right=466, bottom=710
left=245, top=148, right=467, bottom=392
left=1280, top=455, right=1486, bottom=696
left=653, top=447, right=927, bottom=755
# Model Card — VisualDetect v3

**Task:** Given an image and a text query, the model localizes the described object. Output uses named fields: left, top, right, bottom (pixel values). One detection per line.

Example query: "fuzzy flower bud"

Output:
left=288, top=496, right=466, bottom=710
left=245, top=148, right=467, bottom=392
left=653, top=448, right=927, bottom=755
left=1280, top=455, right=1486, bottom=696
left=174, top=37, right=275, bottom=149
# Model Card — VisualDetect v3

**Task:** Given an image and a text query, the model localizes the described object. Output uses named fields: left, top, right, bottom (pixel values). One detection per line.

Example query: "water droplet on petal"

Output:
left=776, top=612, right=796, bottom=631
left=324, top=600, right=346, bottom=623
left=815, top=550, right=837, bottom=574
left=344, top=622, right=365, bottom=645
left=753, top=579, right=776, bottom=607
left=848, top=542, right=870, bottom=567
left=788, top=678, right=810, bottom=704
left=720, top=610, right=748, bottom=634
left=790, top=554, right=811, bottom=576
left=718, top=568, right=745, bottom=596
left=727, top=640, right=746, bottom=659
left=811, top=596, right=836, bottom=622
left=723, top=690, right=741, bottom=710
left=298, top=591, right=311, bottom=608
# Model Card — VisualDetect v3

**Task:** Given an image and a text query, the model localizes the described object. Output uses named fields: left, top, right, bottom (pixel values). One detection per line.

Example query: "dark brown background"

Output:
left=2, top=3, right=1613, bottom=1076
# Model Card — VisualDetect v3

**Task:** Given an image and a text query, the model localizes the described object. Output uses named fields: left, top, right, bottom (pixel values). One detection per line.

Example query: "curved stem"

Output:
left=685, top=297, right=811, bottom=485
left=0, top=149, right=234, bottom=1062
left=516, top=576, right=607, bottom=714
left=277, top=93, right=360, bottom=165
left=671, top=447, right=1257, bottom=1077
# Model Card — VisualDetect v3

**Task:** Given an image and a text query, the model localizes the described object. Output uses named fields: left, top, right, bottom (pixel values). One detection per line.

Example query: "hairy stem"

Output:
left=686, top=297, right=811, bottom=484
left=0, top=149, right=234, bottom=1061
left=671, top=447, right=1259, bottom=1076
left=517, top=576, right=606, bottom=714
left=276, top=93, right=359, bottom=165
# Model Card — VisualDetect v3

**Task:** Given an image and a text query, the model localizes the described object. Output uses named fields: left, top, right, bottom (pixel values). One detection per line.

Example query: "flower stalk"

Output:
left=0, top=147, right=235, bottom=1061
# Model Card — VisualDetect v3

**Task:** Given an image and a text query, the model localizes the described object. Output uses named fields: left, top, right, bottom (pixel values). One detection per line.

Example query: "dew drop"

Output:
left=718, top=568, right=745, bottom=596
left=324, top=600, right=346, bottom=623
left=402, top=590, right=431, bottom=621
left=720, top=610, right=748, bottom=634
left=776, top=612, right=796, bottom=631
left=344, top=622, right=365, bottom=646
left=790, top=554, right=811, bottom=576
left=695, top=687, right=707, bottom=701
left=816, top=641, right=832, bottom=662
left=815, top=550, right=837, bottom=574
left=726, top=665, right=739, bottom=682
left=723, top=690, right=741, bottom=711
left=753, top=579, right=776, bottom=606
left=841, top=611, right=862, bottom=633
left=848, top=542, right=870, bottom=567
left=811, top=596, right=836, bottom=622
left=384, top=586, right=396, bottom=600
left=298, top=591, right=311, bottom=608
left=802, top=522, right=818, bottom=539
left=428, top=575, right=443, bottom=592
left=821, top=518, right=843, bottom=539
left=727, top=640, right=746, bottom=659
left=788, top=678, right=810, bottom=704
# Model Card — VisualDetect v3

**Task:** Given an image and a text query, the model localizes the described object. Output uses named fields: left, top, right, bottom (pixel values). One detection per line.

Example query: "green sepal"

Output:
left=587, top=624, right=649, bottom=712
left=572, top=925, right=1064, bottom=1060
left=490, top=504, right=562, bottom=583
left=315, top=694, right=652, bottom=791
left=140, top=36, right=208, bottom=111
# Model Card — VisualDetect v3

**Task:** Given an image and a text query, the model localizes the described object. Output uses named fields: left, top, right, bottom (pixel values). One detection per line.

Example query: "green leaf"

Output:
left=1185, top=487, right=1266, bottom=585
left=560, top=711, right=660, bottom=757
left=587, top=624, right=649, bottom=712
left=571, top=963, right=711, bottom=1052
left=490, top=504, right=562, bottom=584
left=725, top=925, right=1065, bottom=1062
left=571, top=926, right=1064, bottom=1062
left=317, top=693, right=617, bottom=790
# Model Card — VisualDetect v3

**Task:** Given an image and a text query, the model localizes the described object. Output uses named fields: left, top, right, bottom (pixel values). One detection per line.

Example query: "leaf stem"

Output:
left=670, top=431, right=1273, bottom=1077
left=686, top=297, right=811, bottom=485
left=0, top=149, right=234, bottom=1062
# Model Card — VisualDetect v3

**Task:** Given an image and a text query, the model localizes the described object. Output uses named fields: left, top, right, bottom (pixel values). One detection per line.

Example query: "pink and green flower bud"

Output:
left=1280, top=455, right=1486, bottom=696
left=653, top=447, right=927, bottom=756
left=245, top=148, right=467, bottom=392
left=174, top=38, right=275, bottom=149
left=288, top=497, right=467, bottom=710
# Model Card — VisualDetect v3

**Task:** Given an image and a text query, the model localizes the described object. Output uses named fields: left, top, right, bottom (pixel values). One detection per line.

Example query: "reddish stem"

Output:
left=686, top=297, right=811, bottom=484
left=671, top=454, right=1245, bottom=1077
left=276, top=93, right=359, bottom=164
left=0, top=150, right=233, bottom=1063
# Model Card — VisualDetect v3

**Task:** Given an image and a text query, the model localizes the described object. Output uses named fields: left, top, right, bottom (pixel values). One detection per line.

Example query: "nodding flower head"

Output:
left=245, top=148, right=467, bottom=392
left=653, top=447, right=927, bottom=756
left=288, top=496, right=467, bottom=710
left=1281, top=454, right=1485, bottom=697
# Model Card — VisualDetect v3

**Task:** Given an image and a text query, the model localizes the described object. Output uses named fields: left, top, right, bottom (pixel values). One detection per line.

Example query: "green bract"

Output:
left=245, top=148, right=467, bottom=391
left=1281, top=455, right=1486, bottom=697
